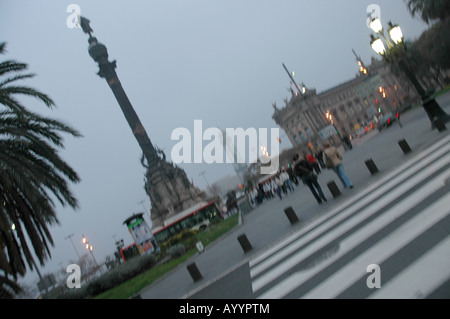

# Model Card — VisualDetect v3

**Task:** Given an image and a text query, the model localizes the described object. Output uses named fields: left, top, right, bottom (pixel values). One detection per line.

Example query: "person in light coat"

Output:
left=322, top=142, right=353, bottom=189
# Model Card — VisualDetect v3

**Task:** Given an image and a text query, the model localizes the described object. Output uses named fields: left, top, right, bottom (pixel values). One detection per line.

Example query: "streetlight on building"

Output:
left=352, top=49, right=369, bottom=75
left=325, top=111, right=334, bottom=125
left=368, top=17, right=449, bottom=130
left=325, top=110, right=344, bottom=143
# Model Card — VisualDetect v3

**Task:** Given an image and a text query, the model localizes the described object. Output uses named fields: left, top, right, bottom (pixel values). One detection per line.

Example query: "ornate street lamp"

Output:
left=370, top=35, right=386, bottom=56
left=369, top=18, right=449, bottom=129
left=388, top=22, right=403, bottom=45
left=369, top=17, right=383, bottom=34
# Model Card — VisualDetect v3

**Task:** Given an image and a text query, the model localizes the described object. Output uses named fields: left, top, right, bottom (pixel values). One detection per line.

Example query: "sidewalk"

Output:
left=139, top=92, right=450, bottom=299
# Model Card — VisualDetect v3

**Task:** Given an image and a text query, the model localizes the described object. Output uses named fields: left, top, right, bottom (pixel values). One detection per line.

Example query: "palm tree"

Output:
left=0, top=42, right=81, bottom=298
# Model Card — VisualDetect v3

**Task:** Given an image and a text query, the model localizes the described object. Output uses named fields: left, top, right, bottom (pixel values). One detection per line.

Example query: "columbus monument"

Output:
left=79, top=17, right=207, bottom=228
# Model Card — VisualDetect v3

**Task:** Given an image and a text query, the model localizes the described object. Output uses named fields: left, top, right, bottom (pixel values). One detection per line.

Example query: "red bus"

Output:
left=152, top=200, right=222, bottom=244
left=120, top=243, right=141, bottom=262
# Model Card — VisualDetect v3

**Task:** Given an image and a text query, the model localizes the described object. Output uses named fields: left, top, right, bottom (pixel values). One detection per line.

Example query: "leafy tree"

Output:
left=405, top=0, right=450, bottom=23
left=379, top=1, right=450, bottom=95
left=412, top=17, right=450, bottom=71
left=401, top=1, right=450, bottom=87
left=0, top=42, right=81, bottom=298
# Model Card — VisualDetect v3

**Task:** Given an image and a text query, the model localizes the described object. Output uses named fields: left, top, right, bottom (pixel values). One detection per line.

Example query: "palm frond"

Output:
left=0, top=60, right=28, bottom=77
left=0, top=42, right=82, bottom=297
left=1, top=86, right=54, bottom=108
left=0, top=73, right=36, bottom=88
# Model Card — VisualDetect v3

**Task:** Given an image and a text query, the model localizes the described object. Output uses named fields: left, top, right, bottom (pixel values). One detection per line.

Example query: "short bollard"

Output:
left=327, top=181, right=341, bottom=198
left=284, top=206, right=299, bottom=225
left=187, top=262, right=203, bottom=282
left=237, top=234, right=253, bottom=253
left=365, top=159, right=379, bottom=175
left=398, top=139, right=412, bottom=154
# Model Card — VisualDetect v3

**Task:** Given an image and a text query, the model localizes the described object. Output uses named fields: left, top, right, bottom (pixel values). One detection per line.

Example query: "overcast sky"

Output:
left=1, top=0, right=429, bottom=286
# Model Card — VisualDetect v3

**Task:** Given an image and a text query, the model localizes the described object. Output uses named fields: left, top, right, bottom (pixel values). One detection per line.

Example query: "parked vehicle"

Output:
left=378, top=112, right=397, bottom=131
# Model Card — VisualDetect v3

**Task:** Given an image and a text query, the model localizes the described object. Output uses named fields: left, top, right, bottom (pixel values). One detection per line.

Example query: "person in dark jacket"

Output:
left=305, top=152, right=321, bottom=174
left=293, top=154, right=327, bottom=204
left=315, top=147, right=325, bottom=169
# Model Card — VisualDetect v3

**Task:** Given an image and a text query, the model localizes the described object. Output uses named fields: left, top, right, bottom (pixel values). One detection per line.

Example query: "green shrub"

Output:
left=167, top=244, right=185, bottom=258
left=60, top=254, right=156, bottom=299
left=158, top=229, right=199, bottom=253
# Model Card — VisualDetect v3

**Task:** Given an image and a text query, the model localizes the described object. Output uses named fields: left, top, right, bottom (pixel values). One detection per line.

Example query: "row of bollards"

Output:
left=186, top=206, right=302, bottom=283
left=368, top=139, right=411, bottom=170
left=329, top=138, right=413, bottom=199
left=187, top=208, right=300, bottom=283
left=365, top=139, right=411, bottom=176
left=186, top=138, right=416, bottom=283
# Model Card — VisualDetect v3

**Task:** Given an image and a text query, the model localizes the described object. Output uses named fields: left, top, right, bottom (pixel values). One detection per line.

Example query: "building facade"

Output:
left=272, top=57, right=420, bottom=151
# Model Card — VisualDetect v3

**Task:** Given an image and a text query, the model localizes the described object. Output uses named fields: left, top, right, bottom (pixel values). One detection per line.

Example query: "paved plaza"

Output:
left=139, top=93, right=450, bottom=299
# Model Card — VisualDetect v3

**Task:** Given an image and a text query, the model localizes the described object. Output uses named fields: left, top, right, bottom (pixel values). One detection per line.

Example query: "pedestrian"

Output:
left=305, top=151, right=321, bottom=174
left=343, top=135, right=353, bottom=150
left=315, top=147, right=326, bottom=169
left=280, top=169, right=295, bottom=193
left=293, top=154, right=327, bottom=204
left=264, top=181, right=273, bottom=199
left=322, top=142, right=353, bottom=189
left=286, top=164, right=299, bottom=185
left=397, top=113, right=403, bottom=128
left=249, top=187, right=259, bottom=207
left=271, top=176, right=282, bottom=200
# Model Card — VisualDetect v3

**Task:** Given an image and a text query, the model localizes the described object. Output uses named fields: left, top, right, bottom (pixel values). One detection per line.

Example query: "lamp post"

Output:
left=368, top=17, right=449, bottom=130
left=325, top=110, right=334, bottom=125
left=199, top=171, right=212, bottom=190
left=282, top=63, right=327, bottom=129
left=325, top=110, right=344, bottom=142
left=65, top=233, right=81, bottom=261
left=81, top=234, right=103, bottom=274
left=352, top=49, right=369, bottom=75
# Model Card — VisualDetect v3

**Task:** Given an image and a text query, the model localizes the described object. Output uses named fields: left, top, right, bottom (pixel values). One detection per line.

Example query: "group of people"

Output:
left=293, top=142, right=353, bottom=204
left=248, top=166, right=297, bottom=205
left=247, top=141, right=353, bottom=207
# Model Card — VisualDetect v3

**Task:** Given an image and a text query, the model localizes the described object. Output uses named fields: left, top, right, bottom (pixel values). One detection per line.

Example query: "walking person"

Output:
left=315, top=147, right=326, bottom=169
left=305, top=152, right=321, bottom=174
left=280, top=169, right=295, bottom=193
left=342, top=135, right=353, bottom=150
left=263, top=181, right=272, bottom=200
left=293, top=154, right=327, bottom=204
left=322, top=142, right=353, bottom=189
left=271, top=176, right=283, bottom=200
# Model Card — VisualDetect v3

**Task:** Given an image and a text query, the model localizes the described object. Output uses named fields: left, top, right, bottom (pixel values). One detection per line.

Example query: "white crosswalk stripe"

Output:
left=302, top=191, right=450, bottom=299
left=248, top=134, right=450, bottom=299
left=369, top=235, right=450, bottom=299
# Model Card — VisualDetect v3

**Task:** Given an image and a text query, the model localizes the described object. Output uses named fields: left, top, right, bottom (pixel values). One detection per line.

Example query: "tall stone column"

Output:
left=80, top=17, right=207, bottom=228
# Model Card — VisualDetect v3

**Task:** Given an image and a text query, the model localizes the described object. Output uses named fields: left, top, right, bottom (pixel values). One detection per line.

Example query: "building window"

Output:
left=299, top=131, right=307, bottom=142
left=293, top=135, right=301, bottom=145
left=340, top=106, right=348, bottom=119
left=305, top=128, right=312, bottom=137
